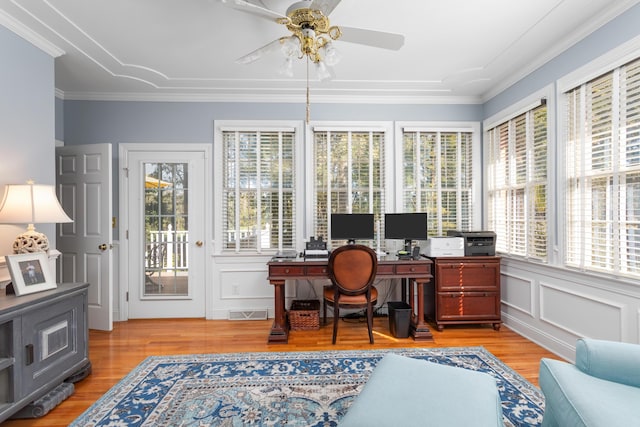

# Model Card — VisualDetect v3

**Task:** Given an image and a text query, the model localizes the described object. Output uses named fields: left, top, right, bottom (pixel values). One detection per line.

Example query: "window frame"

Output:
left=483, top=84, right=555, bottom=262
left=394, top=121, right=482, bottom=235
left=213, top=120, right=305, bottom=255
left=304, top=121, right=394, bottom=247
left=556, top=36, right=640, bottom=282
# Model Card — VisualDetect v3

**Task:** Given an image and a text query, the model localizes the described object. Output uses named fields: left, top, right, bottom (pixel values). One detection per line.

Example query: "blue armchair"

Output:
left=539, top=338, right=640, bottom=426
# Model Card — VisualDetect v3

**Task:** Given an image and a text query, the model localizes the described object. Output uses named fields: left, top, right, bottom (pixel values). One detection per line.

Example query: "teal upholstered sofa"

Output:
left=539, top=338, right=640, bottom=426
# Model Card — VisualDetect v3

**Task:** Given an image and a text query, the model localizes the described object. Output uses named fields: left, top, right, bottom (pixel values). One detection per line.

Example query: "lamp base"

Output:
left=13, top=228, right=50, bottom=253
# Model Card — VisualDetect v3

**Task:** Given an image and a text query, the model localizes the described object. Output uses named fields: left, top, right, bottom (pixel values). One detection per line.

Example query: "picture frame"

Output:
left=5, top=252, right=56, bottom=296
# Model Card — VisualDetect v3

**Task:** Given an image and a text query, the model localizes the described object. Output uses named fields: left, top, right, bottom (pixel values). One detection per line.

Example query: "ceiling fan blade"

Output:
left=235, top=38, right=285, bottom=64
left=339, top=26, right=405, bottom=50
left=219, top=0, right=287, bottom=22
left=310, top=0, right=341, bottom=16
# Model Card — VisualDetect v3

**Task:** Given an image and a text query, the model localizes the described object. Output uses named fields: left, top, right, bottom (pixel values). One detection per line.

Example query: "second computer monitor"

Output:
left=330, top=213, right=375, bottom=245
left=385, top=212, right=428, bottom=250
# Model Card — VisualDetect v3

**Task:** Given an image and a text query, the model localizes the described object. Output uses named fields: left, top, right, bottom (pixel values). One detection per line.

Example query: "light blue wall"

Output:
left=55, top=96, right=64, bottom=141
left=62, top=100, right=481, bottom=145
left=0, top=25, right=56, bottom=256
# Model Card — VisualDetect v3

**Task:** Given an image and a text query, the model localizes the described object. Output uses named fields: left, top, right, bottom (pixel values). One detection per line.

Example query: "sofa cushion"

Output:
left=540, top=358, right=640, bottom=427
left=339, top=353, right=503, bottom=427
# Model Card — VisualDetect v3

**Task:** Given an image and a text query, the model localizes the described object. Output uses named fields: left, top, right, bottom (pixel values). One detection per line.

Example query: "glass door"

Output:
left=127, top=150, right=206, bottom=319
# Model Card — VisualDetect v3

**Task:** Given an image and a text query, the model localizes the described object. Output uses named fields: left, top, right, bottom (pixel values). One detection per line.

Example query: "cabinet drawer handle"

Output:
left=25, top=344, right=34, bottom=366
left=410, top=267, right=416, bottom=272
left=285, top=268, right=290, bottom=274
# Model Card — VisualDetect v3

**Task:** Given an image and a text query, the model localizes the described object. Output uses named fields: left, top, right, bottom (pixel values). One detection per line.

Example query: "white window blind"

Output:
left=222, top=129, right=296, bottom=252
left=486, top=103, right=548, bottom=260
left=565, top=56, right=640, bottom=278
left=401, top=130, right=474, bottom=236
left=313, top=129, right=386, bottom=246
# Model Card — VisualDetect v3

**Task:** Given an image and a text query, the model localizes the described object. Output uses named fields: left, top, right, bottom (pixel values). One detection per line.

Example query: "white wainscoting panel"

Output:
left=219, top=268, right=274, bottom=300
left=501, top=272, right=534, bottom=316
left=540, top=282, right=623, bottom=340
left=499, top=257, right=640, bottom=360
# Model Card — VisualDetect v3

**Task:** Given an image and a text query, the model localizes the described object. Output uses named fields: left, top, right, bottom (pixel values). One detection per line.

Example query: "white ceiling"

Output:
left=1, top=0, right=639, bottom=103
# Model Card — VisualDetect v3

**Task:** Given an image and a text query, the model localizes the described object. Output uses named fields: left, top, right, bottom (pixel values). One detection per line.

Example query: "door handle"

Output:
left=196, top=241, right=203, bottom=247
left=98, top=243, right=112, bottom=251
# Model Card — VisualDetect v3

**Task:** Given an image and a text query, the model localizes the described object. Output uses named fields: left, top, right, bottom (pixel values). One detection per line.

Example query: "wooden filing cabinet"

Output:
left=425, top=256, right=501, bottom=331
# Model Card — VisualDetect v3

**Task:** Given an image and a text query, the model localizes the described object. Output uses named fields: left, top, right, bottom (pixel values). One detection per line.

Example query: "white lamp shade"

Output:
left=0, top=183, right=72, bottom=224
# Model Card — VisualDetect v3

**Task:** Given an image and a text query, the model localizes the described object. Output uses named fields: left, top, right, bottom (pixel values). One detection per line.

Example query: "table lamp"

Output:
left=0, top=180, right=73, bottom=253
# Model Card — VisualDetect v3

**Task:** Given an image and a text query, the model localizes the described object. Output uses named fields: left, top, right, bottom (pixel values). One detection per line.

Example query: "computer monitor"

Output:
left=330, top=213, right=375, bottom=245
left=384, top=212, right=428, bottom=251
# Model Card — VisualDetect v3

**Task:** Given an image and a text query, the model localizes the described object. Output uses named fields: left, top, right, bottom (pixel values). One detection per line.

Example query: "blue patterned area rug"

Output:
left=71, top=347, right=544, bottom=427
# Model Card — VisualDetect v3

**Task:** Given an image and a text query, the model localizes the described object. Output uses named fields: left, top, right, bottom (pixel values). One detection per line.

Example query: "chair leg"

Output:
left=323, top=299, right=327, bottom=326
left=332, top=304, right=339, bottom=344
left=367, top=302, right=374, bottom=344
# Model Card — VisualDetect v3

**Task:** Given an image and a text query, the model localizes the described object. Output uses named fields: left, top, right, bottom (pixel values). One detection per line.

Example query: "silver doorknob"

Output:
left=196, top=240, right=203, bottom=247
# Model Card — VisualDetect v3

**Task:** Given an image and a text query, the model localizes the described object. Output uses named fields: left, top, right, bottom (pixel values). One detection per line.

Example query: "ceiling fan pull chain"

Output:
left=306, top=56, right=311, bottom=123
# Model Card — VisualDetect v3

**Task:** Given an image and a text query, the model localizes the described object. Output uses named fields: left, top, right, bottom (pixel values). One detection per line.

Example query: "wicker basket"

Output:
left=289, top=300, right=320, bottom=330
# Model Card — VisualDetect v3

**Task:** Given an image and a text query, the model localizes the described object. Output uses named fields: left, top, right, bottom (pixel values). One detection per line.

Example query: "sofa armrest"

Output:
left=576, top=338, right=640, bottom=388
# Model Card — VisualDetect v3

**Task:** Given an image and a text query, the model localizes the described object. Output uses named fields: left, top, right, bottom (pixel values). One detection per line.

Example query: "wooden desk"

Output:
left=267, top=258, right=434, bottom=343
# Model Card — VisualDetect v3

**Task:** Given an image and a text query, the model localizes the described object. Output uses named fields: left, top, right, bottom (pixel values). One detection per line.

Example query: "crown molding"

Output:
left=0, top=9, right=64, bottom=57
left=481, top=0, right=640, bottom=102
left=54, top=90, right=482, bottom=105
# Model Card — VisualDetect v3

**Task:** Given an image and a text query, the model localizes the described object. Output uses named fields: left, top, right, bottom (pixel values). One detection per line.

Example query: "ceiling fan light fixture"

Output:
left=315, top=60, right=332, bottom=81
left=281, top=36, right=301, bottom=58
left=320, top=41, right=341, bottom=66
left=279, top=57, right=295, bottom=77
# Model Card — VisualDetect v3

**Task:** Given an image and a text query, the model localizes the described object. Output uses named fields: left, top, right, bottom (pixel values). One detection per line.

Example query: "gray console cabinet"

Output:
left=0, top=282, right=90, bottom=422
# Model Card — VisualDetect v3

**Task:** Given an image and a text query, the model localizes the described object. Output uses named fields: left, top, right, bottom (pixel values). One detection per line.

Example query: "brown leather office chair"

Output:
left=323, top=244, right=378, bottom=344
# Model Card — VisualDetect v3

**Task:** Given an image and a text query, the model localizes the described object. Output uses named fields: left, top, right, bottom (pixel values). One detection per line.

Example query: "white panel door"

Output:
left=125, top=149, right=207, bottom=318
left=56, top=143, right=113, bottom=331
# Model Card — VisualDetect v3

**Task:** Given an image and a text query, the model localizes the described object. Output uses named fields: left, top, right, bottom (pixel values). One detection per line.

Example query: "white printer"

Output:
left=424, top=236, right=465, bottom=257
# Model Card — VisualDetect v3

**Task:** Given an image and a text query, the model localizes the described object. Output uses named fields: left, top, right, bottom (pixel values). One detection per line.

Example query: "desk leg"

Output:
left=268, top=279, right=289, bottom=344
left=401, top=278, right=408, bottom=303
left=409, top=278, right=434, bottom=341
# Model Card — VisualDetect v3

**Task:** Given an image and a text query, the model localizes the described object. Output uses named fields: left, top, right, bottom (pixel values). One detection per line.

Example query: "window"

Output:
left=399, top=125, right=478, bottom=236
left=565, top=57, right=640, bottom=278
left=311, top=126, right=387, bottom=246
left=220, top=126, right=297, bottom=252
left=486, top=102, right=549, bottom=261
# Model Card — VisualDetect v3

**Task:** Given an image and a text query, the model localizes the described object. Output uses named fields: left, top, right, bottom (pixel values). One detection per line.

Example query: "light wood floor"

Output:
left=4, top=318, right=561, bottom=427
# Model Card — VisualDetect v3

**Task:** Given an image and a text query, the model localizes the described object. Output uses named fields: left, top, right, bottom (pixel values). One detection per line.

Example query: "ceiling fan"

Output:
left=219, top=0, right=405, bottom=79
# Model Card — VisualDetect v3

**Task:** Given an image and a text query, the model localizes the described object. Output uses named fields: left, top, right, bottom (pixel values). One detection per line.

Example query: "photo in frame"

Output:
left=5, top=252, right=56, bottom=296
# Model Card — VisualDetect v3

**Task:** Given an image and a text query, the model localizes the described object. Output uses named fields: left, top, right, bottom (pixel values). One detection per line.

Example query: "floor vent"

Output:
left=228, top=309, right=268, bottom=320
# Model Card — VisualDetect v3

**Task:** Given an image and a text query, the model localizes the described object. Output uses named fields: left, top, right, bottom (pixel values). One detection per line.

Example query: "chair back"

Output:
left=328, top=244, right=377, bottom=296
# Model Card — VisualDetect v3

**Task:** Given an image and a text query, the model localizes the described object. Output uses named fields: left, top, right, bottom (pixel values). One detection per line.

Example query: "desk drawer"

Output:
left=435, top=262, right=499, bottom=291
left=376, top=264, right=395, bottom=275
left=306, top=266, right=329, bottom=276
left=269, top=266, right=306, bottom=277
left=395, top=264, right=431, bottom=275
left=435, top=291, right=500, bottom=321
